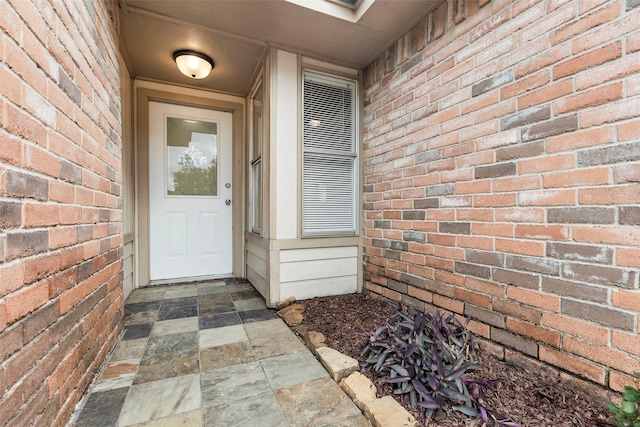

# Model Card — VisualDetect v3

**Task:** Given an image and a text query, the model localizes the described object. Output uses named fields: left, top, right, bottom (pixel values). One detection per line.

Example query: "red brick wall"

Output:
left=0, top=0, right=123, bottom=425
left=362, top=0, right=640, bottom=392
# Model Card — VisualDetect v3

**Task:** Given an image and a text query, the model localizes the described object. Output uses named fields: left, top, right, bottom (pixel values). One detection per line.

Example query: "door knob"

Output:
left=225, top=199, right=231, bottom=206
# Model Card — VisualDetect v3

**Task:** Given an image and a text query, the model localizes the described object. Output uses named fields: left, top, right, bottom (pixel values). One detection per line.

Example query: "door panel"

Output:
left=149, top=101, right=233, bottom=281
left=200, top=213, right=218, bottom=255
left=168, top=213, right=187, bottom=256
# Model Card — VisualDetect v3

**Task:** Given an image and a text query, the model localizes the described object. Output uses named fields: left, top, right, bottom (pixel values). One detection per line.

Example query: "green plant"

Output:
left=608, top=372, right=640, bottom=427
left=360, top=302, right=519, bottom=426
left=171, top=158, right=217, bottom=196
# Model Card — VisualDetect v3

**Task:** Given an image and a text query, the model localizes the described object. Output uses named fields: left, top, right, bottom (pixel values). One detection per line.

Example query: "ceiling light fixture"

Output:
left=172, top=50, right=214, bottom=79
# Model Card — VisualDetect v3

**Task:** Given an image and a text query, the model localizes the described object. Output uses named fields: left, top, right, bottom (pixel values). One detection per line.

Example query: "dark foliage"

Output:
left=360, top=302, right=519, bottom=426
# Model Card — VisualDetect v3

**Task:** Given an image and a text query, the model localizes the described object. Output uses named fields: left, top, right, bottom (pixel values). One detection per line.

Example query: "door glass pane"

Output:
left=166, top=117, right=218, bottom=196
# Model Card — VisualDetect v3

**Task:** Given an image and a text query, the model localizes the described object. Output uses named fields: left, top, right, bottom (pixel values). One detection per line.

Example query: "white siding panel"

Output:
left=280, top=246, right=356, bottom=262
left=246, top=240, right=267, bottom=280
left=124, top=242, right=133, bottom=258
left=246, top=239, right=268, bottom=300
left=247, top=252, right=267, bottom=279
left=247, top=266, right=268, bottom=298
left=278, top=246, right=358, bottom=300
left=247, top=240, right=267, bottom=261
left=123, top=241, right=134, bottom=299
left=280, top=256, right=357, bottom=282
left=123, top=275, right=133, bottom=298
left=280, top=276, right=356, bottom=300
left=123, top=254, right=133, bottom=278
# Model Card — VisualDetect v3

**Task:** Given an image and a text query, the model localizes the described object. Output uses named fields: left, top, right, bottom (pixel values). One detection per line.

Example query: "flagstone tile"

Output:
left=143, top=331, right=198, bottom=356
left=198, top=293, right=232, bottom=306
left=124, top=300, right=162, bottom=313
left=158, top=297, right=198, bottom=321
left=74, top=387, right=129, bottom=427
left=261, top=351, right=329, bottom=390
left=134, top=353, right=199, bottom=384
left=200, top=341, right=255, bottom=371
left=200, top=361, right=270, bottom=402
left=202, top=391, right=287, bottom=427
left=198, top=312, right=241, bottom=330
left=127, top=410, right=202, bottom=427
left=150, top=317, right=198, bottom=337
left=110, top=338, right=147, bottom=361
left=275, top=377, right=365, bottom=427
left=244, top=319, right=306, bottom=359
left=125, top=289, right=166, bottom=305
left=198, top=301, right=235, bottom=316
left=225, top=278, right=250, bottom=286
left=197, top=284, right=229, bottom=296
left=123, top=310, right=158, bottom=327
left=92, top=375, right=135, bottom=393
left=243, top=318, right=292, bottom=337
left=100, top=359, right=139, bottom=382
left=164, top=286, right=198, bottom=299
left=199, top=324, right=247, bottom=349
left=319, top=415, right=372, bottom=426
left=197, top=280, right=226, bottom=290
left=119, top=374, right=200, bottom=426
left=233, top=297, right=266, bottom=312
left=238, top=308, right=277, bottom=323
left=226, top=282, right=254, bottom=293
left=122, top=323, right=153, bottom=340
left=230, top=289, right=262, bottom=301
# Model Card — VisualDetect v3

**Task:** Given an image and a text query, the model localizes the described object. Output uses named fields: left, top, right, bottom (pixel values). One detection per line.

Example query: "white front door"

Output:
left=149, top=101, right=233, bottom=281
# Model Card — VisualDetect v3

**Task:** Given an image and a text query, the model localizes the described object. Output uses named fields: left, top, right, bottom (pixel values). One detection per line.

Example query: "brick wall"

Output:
left=0, top=0, right=123, bottom=425
left=362, top=0, right=640, bottom=392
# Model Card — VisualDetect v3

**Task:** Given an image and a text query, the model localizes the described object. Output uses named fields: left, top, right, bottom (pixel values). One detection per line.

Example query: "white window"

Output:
left=250, top=80, right=263, bottom=234
left=302, top=71, right=358, bottom=237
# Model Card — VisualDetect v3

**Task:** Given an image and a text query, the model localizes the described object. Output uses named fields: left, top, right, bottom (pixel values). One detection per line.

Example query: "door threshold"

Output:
left=148, top=274, right=234, bottom=286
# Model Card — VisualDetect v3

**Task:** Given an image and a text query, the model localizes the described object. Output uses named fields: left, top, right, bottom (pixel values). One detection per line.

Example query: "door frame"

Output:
left=136, top=88, right=245, bottom=286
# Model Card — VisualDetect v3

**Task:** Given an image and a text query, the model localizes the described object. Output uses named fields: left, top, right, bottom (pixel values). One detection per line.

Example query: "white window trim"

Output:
left=250, top=80, right=263, bottom=235
left=302, top=70, right=358, bottom=238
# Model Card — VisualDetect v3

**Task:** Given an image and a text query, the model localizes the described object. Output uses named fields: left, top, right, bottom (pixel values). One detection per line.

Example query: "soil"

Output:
left=297, top=293, right=617, bottom=427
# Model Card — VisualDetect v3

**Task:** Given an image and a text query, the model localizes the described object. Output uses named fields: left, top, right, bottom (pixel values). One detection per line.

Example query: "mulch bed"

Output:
left=297, top=293, right=617, bottom=427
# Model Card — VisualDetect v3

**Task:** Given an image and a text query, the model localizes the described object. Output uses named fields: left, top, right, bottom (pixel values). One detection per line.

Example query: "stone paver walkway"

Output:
left=71, top=279, right=370, bottom=426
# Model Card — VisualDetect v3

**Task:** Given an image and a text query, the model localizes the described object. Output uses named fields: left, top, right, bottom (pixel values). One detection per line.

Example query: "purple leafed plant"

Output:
left=360, top=302, right=520, bottom=426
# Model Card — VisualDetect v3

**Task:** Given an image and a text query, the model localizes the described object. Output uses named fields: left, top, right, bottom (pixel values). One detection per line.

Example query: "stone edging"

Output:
left=304, top=330, right=419, bottom=427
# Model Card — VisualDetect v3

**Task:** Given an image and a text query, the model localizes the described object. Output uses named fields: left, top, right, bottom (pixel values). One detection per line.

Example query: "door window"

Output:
left=166, top=117, right=218, bottom=197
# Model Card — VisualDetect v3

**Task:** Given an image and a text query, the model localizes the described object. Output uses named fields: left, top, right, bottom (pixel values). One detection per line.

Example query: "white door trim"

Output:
left=148, top=102, right=233, bottom=281
left=136, top=88, right=245, bottom=287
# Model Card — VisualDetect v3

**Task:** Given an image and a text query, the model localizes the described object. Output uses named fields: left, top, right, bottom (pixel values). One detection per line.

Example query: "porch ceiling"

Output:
left=118, top=0, right=441, bottom=96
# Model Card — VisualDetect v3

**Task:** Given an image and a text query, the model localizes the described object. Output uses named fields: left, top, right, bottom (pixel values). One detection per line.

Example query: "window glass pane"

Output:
left=303, top=154, right=355, bottom=234
left=251, top=160, right=262, bottom=233
left=166, top=117, right=218, bottom=196
left=303, top=74, right=355, bottom=153
left=250, top=80, right=263, bottom=234
left=302, top=71, right=357, bottom=237
left=252, top=82, right=263, bottom=159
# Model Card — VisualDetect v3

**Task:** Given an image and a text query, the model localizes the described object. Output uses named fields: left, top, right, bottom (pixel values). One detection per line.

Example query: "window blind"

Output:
left=302, top=71, right=357, bottom=236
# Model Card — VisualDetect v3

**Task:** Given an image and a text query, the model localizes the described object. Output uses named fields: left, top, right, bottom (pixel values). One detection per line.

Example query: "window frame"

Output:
left=249, top=79, right=264, bottom=235
left=301, top=69, right=359, bottom=238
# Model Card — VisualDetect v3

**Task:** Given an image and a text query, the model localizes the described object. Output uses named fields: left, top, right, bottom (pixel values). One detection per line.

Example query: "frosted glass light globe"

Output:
left=173, top=50, right=214, bottom=79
